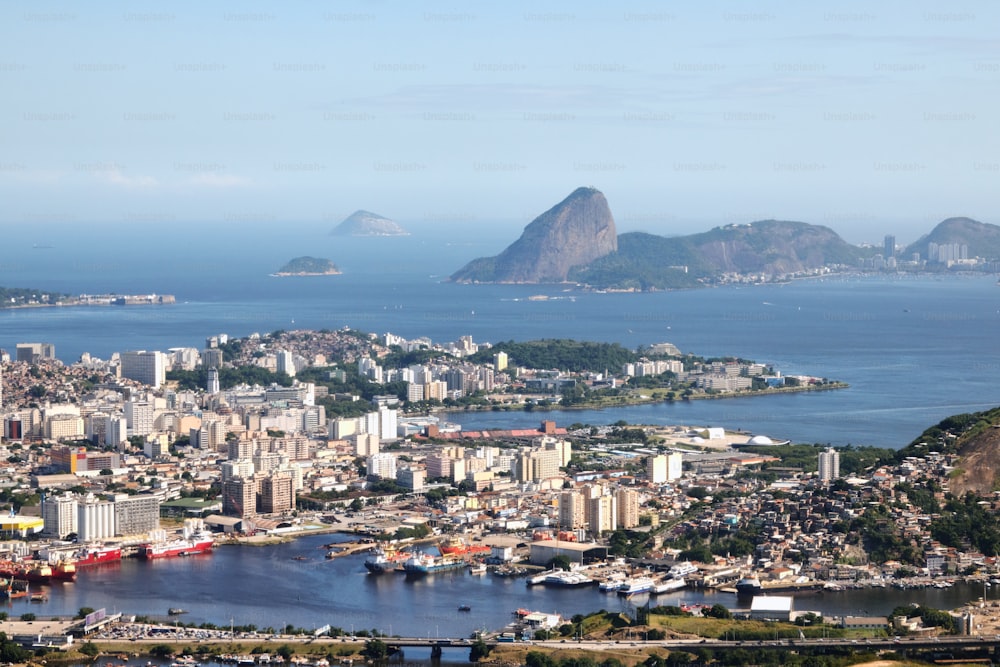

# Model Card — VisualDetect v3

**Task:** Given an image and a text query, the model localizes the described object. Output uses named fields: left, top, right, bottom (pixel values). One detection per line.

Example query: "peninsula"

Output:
left=270, top=256, right=341, bottom=277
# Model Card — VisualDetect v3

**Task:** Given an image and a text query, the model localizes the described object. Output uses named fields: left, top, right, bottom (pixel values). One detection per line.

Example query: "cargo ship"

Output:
left=74, top=543, right=123, bottom=566
left=364, top=545, right=412, bottom=574
left=402, top=552, right=465, bottom=575
left=0, top=560, right=52, bottom=583
left=438, top=536, right=491, bottom=557
left=139, top=520, right=214, bottom=560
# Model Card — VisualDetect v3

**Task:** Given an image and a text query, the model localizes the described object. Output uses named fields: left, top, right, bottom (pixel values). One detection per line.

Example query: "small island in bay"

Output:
left=271, top=256, right=341, bottom=277
left=331, top=210, right=409, bottom=237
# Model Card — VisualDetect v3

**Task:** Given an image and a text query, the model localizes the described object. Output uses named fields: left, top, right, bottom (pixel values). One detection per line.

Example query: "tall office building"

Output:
left=818, top=448, right=840, bottom=482
left=207, top=367, right=220, bottom=394
left=120, top=350, right=166, bottom=388
left=884, top=234, right=896, bottom=259
left=113, top=494, right=161, bottom=536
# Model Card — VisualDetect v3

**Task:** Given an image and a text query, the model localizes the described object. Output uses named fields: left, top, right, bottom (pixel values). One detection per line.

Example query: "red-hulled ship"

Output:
left=50, top=559, right=76, bottom=580
left=139, top=520, right=214, bottom=560
left=438, top=536, right=491, bottom=557
left=0, top=560, right=52, bottom=583
left=74, top=544, right=123, bottom=566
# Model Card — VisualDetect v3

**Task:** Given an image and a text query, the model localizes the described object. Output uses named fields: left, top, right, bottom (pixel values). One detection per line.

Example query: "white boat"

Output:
left=618, top=576, right=656, bottom=596
left=668, top=561, right=698, bottom=578
left=652, top=577, right=687, bottom=594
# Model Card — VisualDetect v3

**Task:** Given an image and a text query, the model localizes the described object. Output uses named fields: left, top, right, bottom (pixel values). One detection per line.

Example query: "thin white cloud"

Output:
left=190, top=173, right=249, bottom=188
left=104, top=168, right=158, bottom=188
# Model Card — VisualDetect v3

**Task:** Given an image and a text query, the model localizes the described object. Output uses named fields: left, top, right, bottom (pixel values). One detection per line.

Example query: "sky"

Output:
left=1, top=0, right=998, bottom=244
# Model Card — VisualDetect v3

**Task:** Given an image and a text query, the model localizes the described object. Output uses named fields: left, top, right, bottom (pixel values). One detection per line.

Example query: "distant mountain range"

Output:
left=331, top=210, right=408, bottom=237
left=450, top=188, right=1000, bottom=289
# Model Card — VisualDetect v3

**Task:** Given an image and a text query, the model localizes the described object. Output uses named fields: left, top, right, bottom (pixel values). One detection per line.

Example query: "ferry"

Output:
left=668, top=561, right=698, bottom=578
left=618, top=576, right=656, bottom=597
left=652, top=577, right=687, bottom=594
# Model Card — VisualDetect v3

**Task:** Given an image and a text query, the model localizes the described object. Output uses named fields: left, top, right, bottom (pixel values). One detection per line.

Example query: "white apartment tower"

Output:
left=818, top=448, right=840, bottom=482
left=277, top=350, right=296, bottom=377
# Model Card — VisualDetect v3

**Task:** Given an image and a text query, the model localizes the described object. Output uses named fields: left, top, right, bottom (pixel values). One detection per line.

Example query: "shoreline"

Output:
left=428, top=382, right=850, bottom=417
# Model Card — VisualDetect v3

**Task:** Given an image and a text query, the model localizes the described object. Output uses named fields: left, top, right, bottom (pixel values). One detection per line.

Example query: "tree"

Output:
left=78, top=642, right=100, bottom=657
left=75, top=606, right=96, bottom=619
left=703, top=603, right=732, bottom=620
left=149, top=644, right=174, bottom=658
left=548, top=554, right=573, bottom=571
left=469, top=637, right=491, bottom=662
left=362, top=639, right=388, bottom=660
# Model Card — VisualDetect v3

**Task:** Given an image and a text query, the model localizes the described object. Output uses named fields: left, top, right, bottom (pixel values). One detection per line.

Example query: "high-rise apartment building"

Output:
left=615, top=488, right=640, bottom=529
left=558, top=490, right=586, bottom=529
left=223, top=477, right=257, bottom=518
left=42, top=493, right=78, bottom=539
left=277, top=350, right=296, bottom=377
left=818, top=448, right=840, bottom=482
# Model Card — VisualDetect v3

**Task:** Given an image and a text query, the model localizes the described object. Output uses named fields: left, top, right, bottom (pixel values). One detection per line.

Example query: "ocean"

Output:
left=1, top=223, right=999, bottom=449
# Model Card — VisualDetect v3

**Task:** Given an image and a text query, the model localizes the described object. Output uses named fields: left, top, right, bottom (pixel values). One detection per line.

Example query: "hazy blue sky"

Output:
left=1, top=0, right=997, bottom=242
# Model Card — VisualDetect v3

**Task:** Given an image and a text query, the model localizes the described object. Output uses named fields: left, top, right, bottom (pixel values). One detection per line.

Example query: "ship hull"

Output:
left=139, top=540, right=213, bottom=560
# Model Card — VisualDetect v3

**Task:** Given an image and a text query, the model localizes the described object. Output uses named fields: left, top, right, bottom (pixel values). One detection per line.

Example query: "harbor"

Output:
left=5, top=532, right=997, bottom=639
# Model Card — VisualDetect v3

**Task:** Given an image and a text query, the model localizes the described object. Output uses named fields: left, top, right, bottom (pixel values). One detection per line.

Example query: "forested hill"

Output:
left=468, top=339, right=639, bottom=373
left=894, top=406, right=1000, bottom=496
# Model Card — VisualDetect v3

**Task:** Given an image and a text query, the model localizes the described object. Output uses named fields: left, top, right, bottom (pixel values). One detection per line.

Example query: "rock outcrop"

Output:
left=451, top=187, right=617, bottom=283
left=331, top=210, right=409, bottom=237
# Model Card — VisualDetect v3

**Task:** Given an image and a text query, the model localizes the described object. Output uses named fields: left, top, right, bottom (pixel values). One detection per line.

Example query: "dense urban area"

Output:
left=0, top=330, right=999, bottom=666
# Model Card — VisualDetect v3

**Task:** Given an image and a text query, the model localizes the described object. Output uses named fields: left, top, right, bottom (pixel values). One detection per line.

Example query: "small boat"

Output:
left=458, top=604, right=471, bottom=612
left=30, top=592, right=48, bottom=602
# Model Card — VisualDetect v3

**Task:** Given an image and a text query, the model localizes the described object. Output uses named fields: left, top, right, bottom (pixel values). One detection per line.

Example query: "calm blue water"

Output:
left=16, top=534, right=993, bottom=636
left=1, top=224, right=999, bottom=448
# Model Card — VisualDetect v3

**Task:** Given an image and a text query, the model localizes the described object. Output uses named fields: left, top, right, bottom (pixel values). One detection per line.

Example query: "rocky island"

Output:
left=271, top=256, right=341, bottom=277
left=331, top=210, right=409, bottom=237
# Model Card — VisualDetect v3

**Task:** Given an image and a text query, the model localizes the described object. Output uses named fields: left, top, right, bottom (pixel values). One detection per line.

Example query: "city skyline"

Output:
left=1, top=1, right=998, bottom=241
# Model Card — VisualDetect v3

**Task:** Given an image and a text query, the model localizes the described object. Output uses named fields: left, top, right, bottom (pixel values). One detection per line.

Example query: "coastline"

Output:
left=427, top=382, right=850, bottom=417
